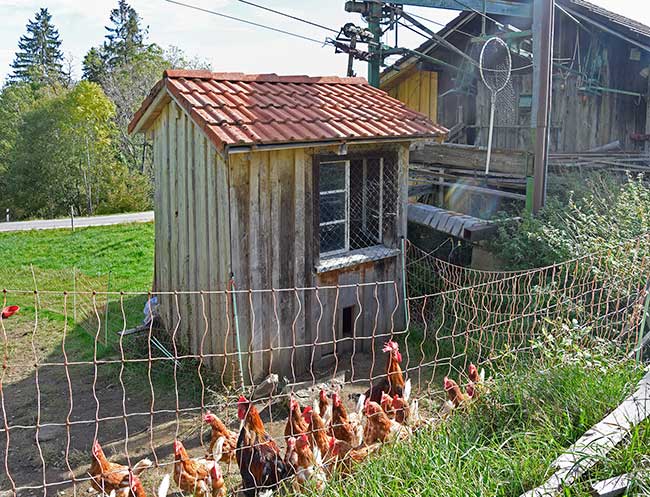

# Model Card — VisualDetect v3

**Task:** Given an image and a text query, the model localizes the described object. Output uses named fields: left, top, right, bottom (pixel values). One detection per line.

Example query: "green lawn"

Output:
left=0, top=221, right=154, bottom=291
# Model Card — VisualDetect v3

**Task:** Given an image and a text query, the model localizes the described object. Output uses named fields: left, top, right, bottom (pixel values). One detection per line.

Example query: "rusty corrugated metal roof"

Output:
left=129, top=70, right=447, bottom=151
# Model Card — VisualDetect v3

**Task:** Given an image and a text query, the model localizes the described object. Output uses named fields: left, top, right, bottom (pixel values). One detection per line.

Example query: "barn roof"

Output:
left=129, top=70, right=447, bottom=152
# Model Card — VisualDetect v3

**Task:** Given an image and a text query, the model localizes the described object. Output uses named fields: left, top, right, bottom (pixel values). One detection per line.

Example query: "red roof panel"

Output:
left=129, top=70, right=447, bottom=150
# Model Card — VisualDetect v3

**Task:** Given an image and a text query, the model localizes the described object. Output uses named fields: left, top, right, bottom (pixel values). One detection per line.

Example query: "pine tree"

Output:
left=103, top=0, right=147, bottom=67
left=10, top=8, right=65, bottom=86
left=82, top=47, right=107, bottom=84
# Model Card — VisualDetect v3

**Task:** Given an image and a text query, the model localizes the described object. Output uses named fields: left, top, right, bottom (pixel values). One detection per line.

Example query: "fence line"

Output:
left=0, top=238, right=648, bottom=496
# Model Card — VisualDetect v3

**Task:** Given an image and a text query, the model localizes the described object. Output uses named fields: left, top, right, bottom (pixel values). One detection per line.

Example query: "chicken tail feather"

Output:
left=213, top=436, right=226, bottom=462
left=355, top=394, right=366, bottom=415
left=403, top=379, right=411, bottom=401
left=132, top=458, right=153, bottom=476
left=157, top=474, right=170, bottom=497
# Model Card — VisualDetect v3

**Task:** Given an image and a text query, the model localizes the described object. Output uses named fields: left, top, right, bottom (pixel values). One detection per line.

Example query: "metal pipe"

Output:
left=400, top=237, right=410, bottom=329
left=531, top=0, right=554, bottom=214
left=230, top=276, right=246, bottom=388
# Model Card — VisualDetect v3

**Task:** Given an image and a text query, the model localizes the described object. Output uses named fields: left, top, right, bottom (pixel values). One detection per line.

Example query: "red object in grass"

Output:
left=1, top=305, right=19, bottom=319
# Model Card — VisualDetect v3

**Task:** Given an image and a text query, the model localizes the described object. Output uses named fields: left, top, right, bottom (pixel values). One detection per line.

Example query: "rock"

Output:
left=0, top=490, right=14, bottom=497
left=37, top=425, right=64, bottom=442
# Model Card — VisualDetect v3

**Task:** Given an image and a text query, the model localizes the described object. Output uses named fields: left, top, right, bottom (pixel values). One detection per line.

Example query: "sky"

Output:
left=0, top=0, right=648, bottom=85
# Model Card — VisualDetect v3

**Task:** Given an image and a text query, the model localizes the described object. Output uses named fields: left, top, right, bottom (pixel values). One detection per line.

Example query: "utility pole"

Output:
left=366, top=1, right=383, bottom=87
left=530, top=0, right=554, bottom=214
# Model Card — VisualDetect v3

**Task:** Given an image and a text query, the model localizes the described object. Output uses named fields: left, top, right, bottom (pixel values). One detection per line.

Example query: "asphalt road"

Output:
left=0, top=211, right=154, bottom=232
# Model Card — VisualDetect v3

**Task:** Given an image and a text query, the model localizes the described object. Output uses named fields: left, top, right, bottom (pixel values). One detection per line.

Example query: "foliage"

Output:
left=319, top=326, right=645, bottom=497
left=10, top=8, right=66, bottom=87
left=4, top=81, right=151, bottom=218
left=491, top=175, right=650, bottom=269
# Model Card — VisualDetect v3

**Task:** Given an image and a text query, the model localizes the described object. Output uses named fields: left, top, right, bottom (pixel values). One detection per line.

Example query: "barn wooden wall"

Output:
left=151, top=101, right=231, bottom=373
left=152, top=102, right=409, bottom=383
left=383, top=70, right=439, bottom=123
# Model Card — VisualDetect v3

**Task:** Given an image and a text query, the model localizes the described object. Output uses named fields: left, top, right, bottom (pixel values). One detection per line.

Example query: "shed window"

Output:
left=318, top=154, right=398, bottom=258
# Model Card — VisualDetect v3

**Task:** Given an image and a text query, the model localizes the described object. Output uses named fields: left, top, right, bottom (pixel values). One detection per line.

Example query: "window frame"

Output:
left=314, top=151, right=396, bottom=263
left=318, top=160, right=350, bottom=257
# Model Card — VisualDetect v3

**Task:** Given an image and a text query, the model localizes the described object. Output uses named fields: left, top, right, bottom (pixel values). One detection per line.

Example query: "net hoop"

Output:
left=479, top=36, right=512, bottom=93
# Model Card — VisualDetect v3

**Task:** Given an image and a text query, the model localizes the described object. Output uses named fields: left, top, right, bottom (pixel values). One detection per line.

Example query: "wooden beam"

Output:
left=521, top=371, right=650, bottom=497
left=591, top=472, right=649, bottom=497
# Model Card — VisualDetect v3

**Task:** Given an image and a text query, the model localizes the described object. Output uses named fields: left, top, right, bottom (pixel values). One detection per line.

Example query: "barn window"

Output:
left=318, top=154, right=398, bottom=258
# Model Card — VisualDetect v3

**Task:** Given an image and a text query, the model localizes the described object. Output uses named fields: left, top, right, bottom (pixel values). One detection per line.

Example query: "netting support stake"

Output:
left=230, top=275, right=246, bottom=389
left=400, top=237, right=410, bottom=329
left=636, top=280, right=650, bottom=363
left=104, top=270, right=111, bottom=346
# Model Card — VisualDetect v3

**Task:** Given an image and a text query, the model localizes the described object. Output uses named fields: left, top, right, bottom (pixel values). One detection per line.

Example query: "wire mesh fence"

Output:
left=0, top=236, right=648, bottom=497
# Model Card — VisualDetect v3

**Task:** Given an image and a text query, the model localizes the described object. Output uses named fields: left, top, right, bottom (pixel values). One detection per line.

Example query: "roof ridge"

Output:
left=163, top=69, right=369, bottom=85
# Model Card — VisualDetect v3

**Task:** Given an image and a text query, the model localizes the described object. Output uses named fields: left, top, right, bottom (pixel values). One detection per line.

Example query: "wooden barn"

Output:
left=383, top=0, right=650, bottom=154
left=129, top=70, right=446, bottom=383
left=383, top=0, right=650, bottom=242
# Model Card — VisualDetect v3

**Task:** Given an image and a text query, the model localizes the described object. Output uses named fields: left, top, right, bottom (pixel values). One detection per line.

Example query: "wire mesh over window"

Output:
left=318, top=153, right=398, bottom=257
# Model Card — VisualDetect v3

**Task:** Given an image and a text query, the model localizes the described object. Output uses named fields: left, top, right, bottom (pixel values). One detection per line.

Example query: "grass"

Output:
left=0, top=221, right=154, bottom=291
left=317, top=351, right=646, bottom=497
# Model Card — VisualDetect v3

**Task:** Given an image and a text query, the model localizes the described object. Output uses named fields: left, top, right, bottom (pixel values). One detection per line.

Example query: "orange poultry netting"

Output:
left=0, top=235, right=648, bottom=497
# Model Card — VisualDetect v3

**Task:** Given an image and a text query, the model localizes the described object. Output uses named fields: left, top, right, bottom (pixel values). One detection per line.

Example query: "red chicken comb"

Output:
left=237, top=395, right=248, bottom=404
left=319, top=389, right=328, bottom=400
left=299, top=433, right=309, bottom=444
left=287, top=436, right=296, bottom=446
left=469, top=363, right=477, bottom=373
left=302, top=405, right=313, bottom=415
left=1, top=306, right=19, bottom=319
left=91, top=439, right=102, bottom=456
left=203, top=411, right=215, bottom=422
left=382, top=341, right=399, bottom=353
left=443, top=376, right=452, bottom=389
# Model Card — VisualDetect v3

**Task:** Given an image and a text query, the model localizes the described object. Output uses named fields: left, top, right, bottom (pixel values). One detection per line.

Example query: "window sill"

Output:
left=316, top=246, right=401, bottom=274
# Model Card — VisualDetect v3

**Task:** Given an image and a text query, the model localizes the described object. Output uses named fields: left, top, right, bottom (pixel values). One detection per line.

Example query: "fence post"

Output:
left=636, top=281, right=650, bottom=363
left=70, top=205, right=75, bottom=232
left=400, top=237, right=410, bottom=329
left=104, top=270, right=111, bottom=345
left=230, top=275, right=246, bottom=388
left=73, top=267, right=77, bottom=324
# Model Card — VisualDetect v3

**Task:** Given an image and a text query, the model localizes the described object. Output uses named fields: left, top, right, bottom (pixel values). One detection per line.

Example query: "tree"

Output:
left=5, top=82, right=151, bottom=219
left=103, top=0, right=147, bottom=68
left=82, top=47, right=107, bottom=84
left=10, top=8, right=66, bottom=87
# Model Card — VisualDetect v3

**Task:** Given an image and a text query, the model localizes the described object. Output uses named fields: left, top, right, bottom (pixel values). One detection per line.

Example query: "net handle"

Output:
left=479, top=36, right=513, bottom=93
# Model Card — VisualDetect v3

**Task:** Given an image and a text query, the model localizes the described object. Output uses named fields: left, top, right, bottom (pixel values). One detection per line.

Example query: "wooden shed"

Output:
left=129, top=70, right=446, bottom=383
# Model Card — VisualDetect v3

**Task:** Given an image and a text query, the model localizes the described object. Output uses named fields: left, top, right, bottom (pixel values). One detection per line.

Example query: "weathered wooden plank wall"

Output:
left=153, top=107, right=408, bottom=383
left=152, top=100, right=232, bottom=372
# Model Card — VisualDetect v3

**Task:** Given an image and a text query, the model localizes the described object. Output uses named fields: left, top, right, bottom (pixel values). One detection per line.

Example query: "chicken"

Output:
left=391, top=394, right=411, bottom=425
left=364, top=341, right=406, bottom=403
left=380, top=392, right=396, bottom=420
left=89, top=440, right=153, bottom=497
left=209, top=461, right=226, bottom=497
left=236, top=395, right=292, bottom=497
left=284, top=396, right=309, bottom=438
left=203, top=411, right=237, bottom=463
left=327, top=438, right=379, bottom=477
left=172, top=440, right=213, bottom=497
left=330, top=391, right=363, bottom=447
left=466, top=363, right=486, bottom=399
left=283, top=437, right=298, bottom=475
left=363, top=400, right=410, bottom=445
left=313, top=389, right=332, bottom=425
left=293, top=434, right=326, bottom=491
left=302, top=406, right=334, bottom=462
left=443, top=376, right=469, bottom=408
